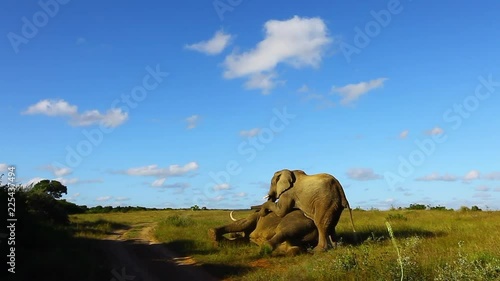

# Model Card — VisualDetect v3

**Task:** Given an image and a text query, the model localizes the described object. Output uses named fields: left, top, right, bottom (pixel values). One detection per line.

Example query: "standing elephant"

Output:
left=259, top=169, right=356, bottom=251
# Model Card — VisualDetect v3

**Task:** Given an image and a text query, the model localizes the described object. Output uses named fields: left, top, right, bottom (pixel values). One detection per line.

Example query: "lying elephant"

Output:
left=208, top=208, right=318, bottom=255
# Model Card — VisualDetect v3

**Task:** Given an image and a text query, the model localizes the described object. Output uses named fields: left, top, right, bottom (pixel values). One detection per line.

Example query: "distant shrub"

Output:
left=407, top=204, right=427, bottom=210
left=460, top=206, right=471, bottom=212
left=471, top=205, right=482, bottom=211
left=429, top=205, right=448, bottom=211
left=163, top=215, right=195, bottom=227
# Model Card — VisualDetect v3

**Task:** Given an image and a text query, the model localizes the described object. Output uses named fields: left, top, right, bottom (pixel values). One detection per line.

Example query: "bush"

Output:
left=407, top=204, right=427, bottom=210
left=163, top=215, right=195, bottom=227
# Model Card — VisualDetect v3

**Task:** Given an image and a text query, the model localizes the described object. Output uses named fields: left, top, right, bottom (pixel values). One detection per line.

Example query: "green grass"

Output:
left=72, top=209, right=500, bottom=281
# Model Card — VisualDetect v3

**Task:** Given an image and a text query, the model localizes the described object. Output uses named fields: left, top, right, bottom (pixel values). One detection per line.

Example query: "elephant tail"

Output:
left=337, top=179, right=356, bottom=234
left=345, top=200, right=356, bottom=234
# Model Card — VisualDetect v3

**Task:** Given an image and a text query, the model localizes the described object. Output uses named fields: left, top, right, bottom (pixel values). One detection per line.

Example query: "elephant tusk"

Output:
left=230, top=211, right=237, bottom=221
left=263, top=195, right=269, bottom=200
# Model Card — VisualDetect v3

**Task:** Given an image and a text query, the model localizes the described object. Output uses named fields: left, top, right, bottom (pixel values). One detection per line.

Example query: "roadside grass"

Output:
left=71, top=209, right=500, bottom=280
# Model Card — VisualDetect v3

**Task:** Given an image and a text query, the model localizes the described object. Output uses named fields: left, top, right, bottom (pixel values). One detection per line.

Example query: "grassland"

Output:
left=72, top=209, right=500, bottom=281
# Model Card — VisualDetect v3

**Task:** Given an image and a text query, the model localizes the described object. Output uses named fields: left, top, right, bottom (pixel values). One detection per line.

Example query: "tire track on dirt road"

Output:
left=99, top=222, right=218, bottom=281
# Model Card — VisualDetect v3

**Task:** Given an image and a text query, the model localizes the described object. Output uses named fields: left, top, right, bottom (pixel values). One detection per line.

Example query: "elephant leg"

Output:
left=313, top=209, right=340, bottom=251
left=209, top=212, right=260, bottom=241
left=327, top=208, right=343, bottom=247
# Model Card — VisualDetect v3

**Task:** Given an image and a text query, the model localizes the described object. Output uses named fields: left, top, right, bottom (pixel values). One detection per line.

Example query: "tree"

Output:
left=191, top=205, right=200, bottom=211
left=32, top=179, right=67, bottom=199
left=471, top=205, right=482, bottom=211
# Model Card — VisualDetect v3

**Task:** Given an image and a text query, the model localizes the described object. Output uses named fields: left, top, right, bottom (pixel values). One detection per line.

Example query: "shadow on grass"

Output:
left=163, top=239, right=217, bottom=256
left=70, top=219, right=130, bottom=236
left=338, top=227, right=446, bottom=245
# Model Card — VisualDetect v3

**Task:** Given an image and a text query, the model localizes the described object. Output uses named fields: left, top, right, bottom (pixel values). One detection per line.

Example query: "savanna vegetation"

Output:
left=73, top=207, right=500, bottom=280
left=3, top=180, right=499, bottom=280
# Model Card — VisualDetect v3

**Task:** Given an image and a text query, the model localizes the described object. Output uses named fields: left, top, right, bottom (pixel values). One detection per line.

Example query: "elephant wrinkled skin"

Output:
left=260, top=169, right=356, bottom=252
left=208, top=209, right=317, bottom=255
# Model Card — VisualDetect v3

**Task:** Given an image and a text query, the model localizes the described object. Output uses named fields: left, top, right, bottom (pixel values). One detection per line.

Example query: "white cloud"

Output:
left=234, top=192, right=247, bottom=197
left=115, top=196, right=130, bottom=201
left=243, top=72, right=283, bottom=94
left=55, top=177, right=79, bottom=185
left=96, top=196, right=112, bottom=202
left=43, top=165, right=72, bottom=177
left=185, top=29, right=232, bottom=55
left=186, top=115, right=200, bottom=129
left=124, top=162, right=199, bottom=178
left=0, top=163, right=7, bottom=172
left=415, top=172, right=457, bottom=182
left=23, top=99, right=77, bottom=116
left=463, top=170, right=480, bottom=182
left=426, top=127, right=444, bottom=136
left=71, top=108, right=128, bottom=127
left=65, top=192, right=80, bottom=202
left=399, top=130, right=409, bottom=139
left=346, top=168, right=382, bottom=181
left=332, top=78, right=387, bottom=105
left=223, top=16, right=331, bottom=93
left=214, top=183, right=230, bottom=190
left=151, top=178, right=166, bottom=187
left=23, top=99, right=128, bottom=128
left=240, top=128, right=261, bottom=137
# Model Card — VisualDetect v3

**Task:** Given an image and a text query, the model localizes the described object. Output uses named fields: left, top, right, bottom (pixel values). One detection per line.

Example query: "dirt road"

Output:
left=99, top=223, right=218, bottom=281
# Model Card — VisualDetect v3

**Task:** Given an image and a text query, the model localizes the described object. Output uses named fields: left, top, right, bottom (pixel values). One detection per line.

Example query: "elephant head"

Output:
left=267, top=169, right=307, bottom=202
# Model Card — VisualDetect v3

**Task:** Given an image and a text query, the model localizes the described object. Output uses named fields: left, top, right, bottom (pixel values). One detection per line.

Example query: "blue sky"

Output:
left=1, top=0, right=500, bottom=210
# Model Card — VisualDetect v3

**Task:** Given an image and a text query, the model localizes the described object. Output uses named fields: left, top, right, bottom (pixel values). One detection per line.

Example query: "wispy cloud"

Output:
left=297, top=84, right=310, bottom=93
left=185, top=29, right=232, bottom=55
left=332, top=78, right=387, bottom=105
left=96, top=196, right=112, bottom=202
left=22, top=99, right=128, bottom=128
left=399, top=130, right=409, bottom=139
left=123, top=162, right=199, bottom=177
left=214, top=183, right=231, bottom=191
left=119, top=162, right=198, bottom=187
left=42, top=165, right=72, bottom=177
left=475, top=185, right=489, bottom=191
left=484, top=171, right=500, bottom=180
left=240, top=128, right=261, bottom=137
left=415, top=172, right=457, bottom=182
left=346, top=168, right=382, bottom=181
left=186, top=115, right=200, bottom=129
left=0, top=163, right=8, bottom=172
left=463, top=170, right=480, bottom=182
left=223, top=16, right=331, bottom=94
left=426, top=126, right=444, bottom=136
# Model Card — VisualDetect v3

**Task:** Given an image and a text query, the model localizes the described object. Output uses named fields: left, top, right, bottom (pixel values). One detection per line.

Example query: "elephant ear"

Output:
left=276, top=169, right=294, bottom=199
